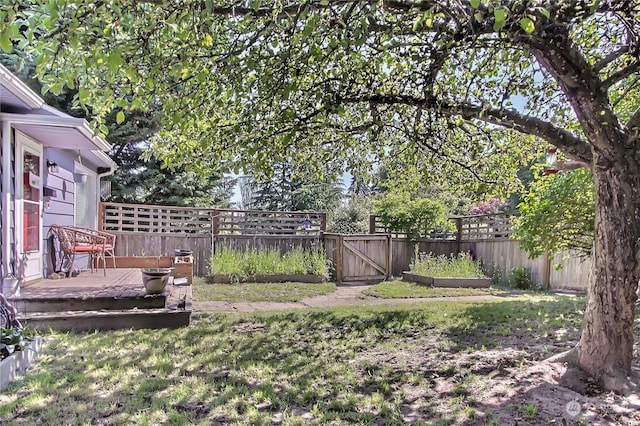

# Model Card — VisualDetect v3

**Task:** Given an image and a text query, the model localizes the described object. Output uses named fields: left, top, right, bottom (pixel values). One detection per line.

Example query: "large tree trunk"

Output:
left=569, top=151, right=639, bottom=392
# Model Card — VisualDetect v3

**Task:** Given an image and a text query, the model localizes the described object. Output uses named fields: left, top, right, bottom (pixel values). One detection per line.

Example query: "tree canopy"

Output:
left=7, top=0, right=640, bottom=392
left=513, top=167, right=595, bottom=259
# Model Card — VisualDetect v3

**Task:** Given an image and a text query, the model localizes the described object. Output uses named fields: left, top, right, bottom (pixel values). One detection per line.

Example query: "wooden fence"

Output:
left=380, top=212, right=590, bottom=291
left=99, top=203, right=326, bottom=276
left=369, top=211, right=517, bottom=241
left=390, top=238, right=590, bottom=291
left=324, top=233, right=392, bottom=283
left=99, top=203, right=590, bottom=289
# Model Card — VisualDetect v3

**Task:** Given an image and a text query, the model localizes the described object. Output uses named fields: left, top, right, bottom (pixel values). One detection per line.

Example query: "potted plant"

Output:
left=141, top=267, right=174, bottom=294
left=0, top=294, right=42, bottom=391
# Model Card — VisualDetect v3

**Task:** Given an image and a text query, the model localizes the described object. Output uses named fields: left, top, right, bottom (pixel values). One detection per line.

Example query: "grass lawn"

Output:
left=193, top=277, right=337, bottom=302
left=2, top=294, right=627, bottom=425
left=364, top=279, right=507, bottom=298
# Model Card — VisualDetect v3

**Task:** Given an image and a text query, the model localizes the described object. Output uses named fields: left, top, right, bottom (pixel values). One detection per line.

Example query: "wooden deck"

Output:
left=9, top=268, right=192, bottom=331
left=19, top=268, right=150, bottom=299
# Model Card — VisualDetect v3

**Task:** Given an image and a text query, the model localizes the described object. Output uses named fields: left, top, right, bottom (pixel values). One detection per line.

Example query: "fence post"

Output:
left=455, top=217, right=463, bottom=253
left=320, top=212, right=327, bottom=232
left=386, top=234, right=392, bottom=279
left=369, top=215, right=377, bottom=234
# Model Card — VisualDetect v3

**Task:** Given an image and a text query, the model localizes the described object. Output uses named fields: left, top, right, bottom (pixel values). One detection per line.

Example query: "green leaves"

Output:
left=519, top=17, right=535, bottom=33
left=0, top=30, right=12, bottom=53
left=513, top=168, right=595, bottom=259
left=493, top=8, right=507, bottom=31
left=373, top=192, right=454, bottom=239
left=116, top=111, right=125, bottom=124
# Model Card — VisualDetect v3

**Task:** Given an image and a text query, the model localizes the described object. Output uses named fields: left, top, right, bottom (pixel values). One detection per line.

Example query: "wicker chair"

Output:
left=49, top=224, right=117, bottom=277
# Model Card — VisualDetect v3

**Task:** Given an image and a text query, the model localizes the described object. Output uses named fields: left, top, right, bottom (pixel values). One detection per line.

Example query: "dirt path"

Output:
left=192, top=284, right=507, bottom=312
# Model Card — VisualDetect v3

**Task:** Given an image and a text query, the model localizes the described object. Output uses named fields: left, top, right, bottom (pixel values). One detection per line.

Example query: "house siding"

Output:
left=42, top=149, right=103, bottom=275
left=0, top=126, right=17, bottom=284
left=0, top=125, right=3, bottom=282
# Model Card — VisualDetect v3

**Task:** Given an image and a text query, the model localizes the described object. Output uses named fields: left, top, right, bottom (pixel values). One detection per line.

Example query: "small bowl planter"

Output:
left=402, top=271, right=491, bottom=288
left=0, top=335, right=42, bottom=392
left=208, top=274, right=326, bottom=284
left=141, top=267, right=174, bottom=294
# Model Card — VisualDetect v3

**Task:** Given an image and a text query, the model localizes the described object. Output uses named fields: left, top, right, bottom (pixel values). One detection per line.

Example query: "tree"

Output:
left=11, top=0, right=640, bottom=392
left=243, top=163, right=344, bottom=211
left=513, top=168, right=595, bottom=259
left=326, top=195, right=373, bottom=234
left=374, top=191, right=454, bottom=239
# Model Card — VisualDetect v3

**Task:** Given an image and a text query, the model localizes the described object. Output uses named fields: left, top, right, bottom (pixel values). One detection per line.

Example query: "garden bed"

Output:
left=208, top=274, right=325, bottom=284
left=402, top=272, right=491, bottom=288
left=0, top=336, right=42, bottom=392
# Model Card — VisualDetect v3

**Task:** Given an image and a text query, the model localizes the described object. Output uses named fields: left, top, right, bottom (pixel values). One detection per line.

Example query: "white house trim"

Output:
left=0, top=67, right=45, bottom=110
left=0, top=113, right=110, bottom=151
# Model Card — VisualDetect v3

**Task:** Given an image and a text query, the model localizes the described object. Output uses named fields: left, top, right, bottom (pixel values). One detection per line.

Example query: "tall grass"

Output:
left=210, top=247, right=329, bottom=278
left=410, top=252, right=485, bottom=278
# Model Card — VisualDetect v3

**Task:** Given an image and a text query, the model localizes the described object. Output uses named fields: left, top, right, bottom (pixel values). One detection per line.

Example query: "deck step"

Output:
left=19, top=307, right=191, bottom=331
left=15, top=285, right=192, bottom=331
left=9, top=291, right=168, bottom=313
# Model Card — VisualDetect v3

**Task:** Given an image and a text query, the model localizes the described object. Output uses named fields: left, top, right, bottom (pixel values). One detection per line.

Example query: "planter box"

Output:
left=0, top=336, right=42, bottom=392
left=208, top=274, right=325, bottom=284
left=173, top=256, right=193, bottom=285
left=402, top=272, right=491, bottom=288
left=111, top=256, right=173, bottom=269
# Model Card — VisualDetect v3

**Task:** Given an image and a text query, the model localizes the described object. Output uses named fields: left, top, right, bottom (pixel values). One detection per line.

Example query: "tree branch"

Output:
left=593, top=46, right=630, bottom=72
left=627, top=107, right=640, bottom=134
left=603, top=61, right=640, bottom=89
left=337, top=93, right=593, bottom=163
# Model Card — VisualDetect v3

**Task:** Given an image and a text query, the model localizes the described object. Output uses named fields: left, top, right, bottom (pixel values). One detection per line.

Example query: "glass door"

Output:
left=16, top=132, right=43, bottom=281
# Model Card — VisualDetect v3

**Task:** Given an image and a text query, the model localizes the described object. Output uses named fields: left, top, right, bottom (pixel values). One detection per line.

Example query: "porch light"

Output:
left=73, top=172, right=88, bottom=183
left=543, top=147, right=558, bottom=175
left=47, top=160, right=59, bottom=173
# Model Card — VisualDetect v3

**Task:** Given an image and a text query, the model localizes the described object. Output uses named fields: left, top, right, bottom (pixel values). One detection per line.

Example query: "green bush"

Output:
left=513, top=168, right=594, bottom=259
left=509, top=267, right=535, bottom=290
left=374, top=191, right=454, bottom=239
left=410, top=252, right=485, bottom=278
left=210, top=247, right=329, bottom=279
left=327, top=195, right=372, bottom=234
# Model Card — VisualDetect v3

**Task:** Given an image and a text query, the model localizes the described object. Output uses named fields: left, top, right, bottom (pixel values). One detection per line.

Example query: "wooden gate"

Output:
left=324, top=233, right=391, bottom=283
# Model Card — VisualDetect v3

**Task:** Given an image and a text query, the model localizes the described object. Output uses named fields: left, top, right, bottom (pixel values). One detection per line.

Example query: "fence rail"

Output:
left=369, top=211, right=517, bottom=241
left=100, top=203, right=326, bottom=236
left=213, top=210, right=326, bottom=235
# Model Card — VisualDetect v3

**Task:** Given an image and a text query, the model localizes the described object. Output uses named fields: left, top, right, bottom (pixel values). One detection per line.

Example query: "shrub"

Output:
left=512, top=168, right=594, bottom=259
left=509, top=267, right=535, bottom=290
left=467, top=198, right=511, bottom=215
left=327, top=195, right=372, bottom=234
left=410, top=252, right=485, bottom=278
left=374, top=192, right=454, bottom=239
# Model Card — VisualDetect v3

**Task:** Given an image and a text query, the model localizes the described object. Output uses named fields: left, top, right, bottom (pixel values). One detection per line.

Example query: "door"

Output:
left=325, top=233, right=391, bottom=283
left=16, top=132, right=43, bottom=281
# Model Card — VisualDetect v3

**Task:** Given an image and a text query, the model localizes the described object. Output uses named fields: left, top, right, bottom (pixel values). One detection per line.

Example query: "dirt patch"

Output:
left=353, top=341, right=639, bottom=425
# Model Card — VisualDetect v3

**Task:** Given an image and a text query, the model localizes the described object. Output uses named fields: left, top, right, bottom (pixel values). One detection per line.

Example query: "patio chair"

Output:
left=49, top=224, right=117, bottom=277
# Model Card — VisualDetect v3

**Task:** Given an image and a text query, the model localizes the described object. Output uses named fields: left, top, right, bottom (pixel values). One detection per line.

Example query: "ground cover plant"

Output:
left=410, top=252, right=485, bottom=278
left=193, top=278, right=337, bottom=303
left=363, top=279, right=498, bottom=299
left=210, top=247, right=329, bottom=280
left=1, top=297, right=638, bottom=425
